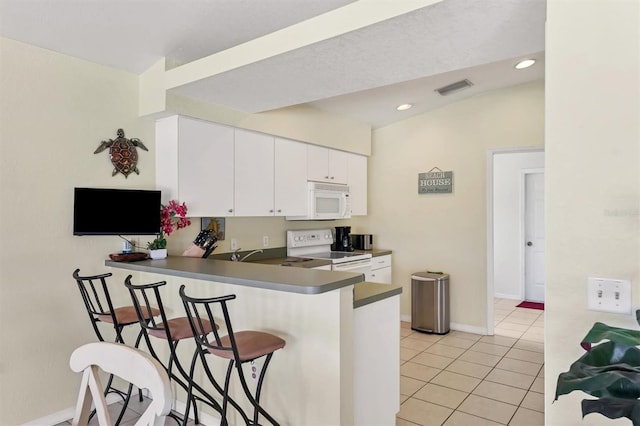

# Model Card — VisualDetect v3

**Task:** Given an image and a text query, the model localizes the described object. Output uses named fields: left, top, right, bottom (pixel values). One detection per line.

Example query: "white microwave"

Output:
left=287, top=182, right=351, bottom=221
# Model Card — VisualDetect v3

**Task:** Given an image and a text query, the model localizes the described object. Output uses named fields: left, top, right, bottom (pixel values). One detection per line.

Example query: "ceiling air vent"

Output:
left=435, top=79, right=473, bottom=96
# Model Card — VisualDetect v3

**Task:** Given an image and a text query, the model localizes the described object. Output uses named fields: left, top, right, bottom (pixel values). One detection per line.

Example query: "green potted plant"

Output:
left=555, top=310, right=640, bottom=424
left=147, top=200, right=190, bottom=259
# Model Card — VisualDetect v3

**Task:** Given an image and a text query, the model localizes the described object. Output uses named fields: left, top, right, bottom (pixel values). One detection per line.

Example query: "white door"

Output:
left=524, top=172, right=545, bottom=302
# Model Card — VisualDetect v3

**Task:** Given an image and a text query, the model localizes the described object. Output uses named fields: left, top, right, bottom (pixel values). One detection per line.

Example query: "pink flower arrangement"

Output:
left=161, top=200, right=190, bottom=236
left=147, top=200, right=191, bottom=250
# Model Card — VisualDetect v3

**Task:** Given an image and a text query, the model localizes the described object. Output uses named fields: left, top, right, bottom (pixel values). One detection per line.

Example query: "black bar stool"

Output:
left=125, top=276, right=217, bottom=424
left=72, top=268, right=159, bottom=425
left=179, top=285, right=286, bottom=426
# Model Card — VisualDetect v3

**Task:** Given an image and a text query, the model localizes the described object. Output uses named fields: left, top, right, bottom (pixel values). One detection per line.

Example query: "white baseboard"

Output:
left=22, top=394, right=122, bottom=425
left=494, top=293, right=521, bottom=300
left=401, top=315, right=488, bottom=336
left=450, top=322, right=488, bottom=335
left=23, top=393, right=224, bottom=426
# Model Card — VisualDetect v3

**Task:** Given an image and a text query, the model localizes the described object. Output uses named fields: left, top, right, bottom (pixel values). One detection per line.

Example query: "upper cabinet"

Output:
left=156, top=116, right=234, bottom=217
left=274, top=137, right=308, bottom=216
left=234, top=129, right=275, bottom=216
left=156, top=115, right=365, bottom=218
left=348, top=153, right=367, bottom=216
left=307, top=145, right=348, bottom=184
left=234, top=130, right=308, bottom=217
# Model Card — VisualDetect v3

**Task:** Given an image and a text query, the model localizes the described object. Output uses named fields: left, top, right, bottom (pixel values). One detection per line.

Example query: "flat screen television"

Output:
left=73, top=187, right=161, bottom=236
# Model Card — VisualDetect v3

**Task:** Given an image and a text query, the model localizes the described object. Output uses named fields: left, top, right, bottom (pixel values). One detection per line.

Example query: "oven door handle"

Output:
left=332, top=259, right=372, bottom=271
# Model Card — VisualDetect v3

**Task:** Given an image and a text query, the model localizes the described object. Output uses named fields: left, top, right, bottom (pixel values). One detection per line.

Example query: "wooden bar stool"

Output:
left=179, top=285, right=286, bottom=426
left=70, top=342, right=172, bottom=426
left=72, top=269, right=159, bottom=425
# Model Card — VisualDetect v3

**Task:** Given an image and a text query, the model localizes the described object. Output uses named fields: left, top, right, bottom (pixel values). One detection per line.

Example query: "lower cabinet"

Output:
left=369, top=254, right=392, bottom=284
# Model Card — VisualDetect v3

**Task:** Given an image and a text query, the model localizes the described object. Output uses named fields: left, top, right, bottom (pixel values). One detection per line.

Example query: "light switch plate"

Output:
left=587, top=277, right=631, bottom=314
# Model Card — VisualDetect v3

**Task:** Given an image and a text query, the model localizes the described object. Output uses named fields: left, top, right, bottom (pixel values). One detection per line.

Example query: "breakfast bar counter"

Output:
left=105, top=256, right=363, bottom=294
left=106, top=256, right=400, bottom=425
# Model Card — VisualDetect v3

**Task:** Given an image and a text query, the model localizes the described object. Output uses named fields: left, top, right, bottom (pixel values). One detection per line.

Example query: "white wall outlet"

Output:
left=230, top=238, right=238, bottom=251
left=263, top=235, right=269, bottom=247
left=587, top=277, right=632, bottom=314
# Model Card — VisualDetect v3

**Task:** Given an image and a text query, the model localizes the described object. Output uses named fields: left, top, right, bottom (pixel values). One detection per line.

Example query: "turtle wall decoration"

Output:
left=94, top=128, right=148, bottom=178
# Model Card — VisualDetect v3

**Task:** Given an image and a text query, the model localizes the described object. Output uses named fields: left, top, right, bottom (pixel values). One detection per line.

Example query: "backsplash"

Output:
left=165, top=215, right=370, bottom=256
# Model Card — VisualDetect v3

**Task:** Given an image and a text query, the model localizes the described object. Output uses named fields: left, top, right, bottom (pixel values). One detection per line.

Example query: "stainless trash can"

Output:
left=411, top=272, right=450, bottom=334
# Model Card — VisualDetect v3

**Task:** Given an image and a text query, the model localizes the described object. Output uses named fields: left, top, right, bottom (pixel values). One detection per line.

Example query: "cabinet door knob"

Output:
left=228, top=209, right=233, bottom=213
left=325, top=176, right=329, bottom=179
left=330, top=176, right=334, bottom=179
left=277, top=209, right=282, bottom=213
left=269, top=209, right=274, bottom=213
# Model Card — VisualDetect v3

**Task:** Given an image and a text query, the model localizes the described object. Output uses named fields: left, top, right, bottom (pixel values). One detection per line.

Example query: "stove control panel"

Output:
left=287, top=229, right=333, bottom=248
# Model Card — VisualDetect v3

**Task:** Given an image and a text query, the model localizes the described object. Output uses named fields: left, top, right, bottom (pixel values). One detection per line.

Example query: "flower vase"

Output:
left=149, top=249, right=167, bottom=260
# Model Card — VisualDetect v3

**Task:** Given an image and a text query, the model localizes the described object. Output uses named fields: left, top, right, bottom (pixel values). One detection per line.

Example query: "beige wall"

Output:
left=165, top=93, right=372, bottom=155
left=363, top=81, right=545, bottom=331
left=0, top=37, right=368, bottom=424
left=545, top=1, right=640, bottom=424
left=0, top=37, right=156, bottom=423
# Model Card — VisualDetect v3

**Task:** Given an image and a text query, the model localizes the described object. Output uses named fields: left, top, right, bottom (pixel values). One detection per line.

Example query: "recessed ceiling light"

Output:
left=515, top=59, right=536, bottom=69
left=396, top=103, right=412, bottom=111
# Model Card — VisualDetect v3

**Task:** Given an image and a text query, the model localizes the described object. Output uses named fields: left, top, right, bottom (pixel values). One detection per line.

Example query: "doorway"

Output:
left=487, top=147, right=544, bottom=335
left=523, top=170, right=545, bottom=302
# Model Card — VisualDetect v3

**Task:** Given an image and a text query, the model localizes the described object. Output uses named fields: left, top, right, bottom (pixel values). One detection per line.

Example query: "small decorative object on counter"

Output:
left=147, top=200, right=191, bottom=259
left=94, top=128, right=148, bottom=178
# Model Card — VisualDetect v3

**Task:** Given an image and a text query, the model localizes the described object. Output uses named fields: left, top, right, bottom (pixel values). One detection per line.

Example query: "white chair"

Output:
left=69, top=342, right=173, bottom=426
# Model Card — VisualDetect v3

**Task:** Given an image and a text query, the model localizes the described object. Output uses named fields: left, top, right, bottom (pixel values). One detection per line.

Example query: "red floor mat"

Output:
left=516, top=301, right=544, bottom=310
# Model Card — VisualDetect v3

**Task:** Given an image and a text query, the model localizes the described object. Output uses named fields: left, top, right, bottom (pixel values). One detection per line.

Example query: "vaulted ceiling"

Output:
left=0, top=0, right=546, bottom=128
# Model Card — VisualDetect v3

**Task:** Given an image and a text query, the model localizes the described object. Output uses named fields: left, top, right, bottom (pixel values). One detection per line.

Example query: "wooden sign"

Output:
left=418, top=168, right=453, bottom=194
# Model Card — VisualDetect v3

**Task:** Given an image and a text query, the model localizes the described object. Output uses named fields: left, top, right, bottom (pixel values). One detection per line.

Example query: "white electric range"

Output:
left=286, top=229, right=372, bottom=276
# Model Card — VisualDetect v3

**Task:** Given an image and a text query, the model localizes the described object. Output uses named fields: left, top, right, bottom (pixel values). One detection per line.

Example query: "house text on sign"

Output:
left=418, top=170, right=453, bottom=194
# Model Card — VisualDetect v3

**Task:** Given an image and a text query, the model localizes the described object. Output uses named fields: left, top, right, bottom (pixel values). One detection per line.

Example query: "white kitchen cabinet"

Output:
left=307, top=145, right=348, bottom=184
left=235, top=132, right=308, bottom=217
left=156, top=116, right=234, bottom=217
left=274, top=138, right=307, bottom=216
left=369, top=254, right=392, bottom=284
left=348, top=153, right=367, bottom=215
left=234, top=129, right=275, bottom=216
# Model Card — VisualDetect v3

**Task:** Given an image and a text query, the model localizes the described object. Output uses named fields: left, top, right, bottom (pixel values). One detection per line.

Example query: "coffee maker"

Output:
left=332, top=226, right=354, bottom=252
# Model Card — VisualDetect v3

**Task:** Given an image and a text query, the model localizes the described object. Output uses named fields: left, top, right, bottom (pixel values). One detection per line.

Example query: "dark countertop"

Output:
left=353, top=282, right=402, bottom=308
left=353, top=248, right=392, bottom=257
left=245, top=256, right=332, bottom=269
left=105, top=256, right=362, bottom=295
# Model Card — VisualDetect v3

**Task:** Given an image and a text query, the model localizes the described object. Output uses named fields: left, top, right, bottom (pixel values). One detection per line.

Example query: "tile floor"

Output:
left=397, top=298, right=544, bottom=426
left=58, top=298, right=544, bottom=426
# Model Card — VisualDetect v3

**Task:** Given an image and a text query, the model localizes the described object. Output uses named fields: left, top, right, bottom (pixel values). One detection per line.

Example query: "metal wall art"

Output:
left=94, top=128, right=147, bottom=178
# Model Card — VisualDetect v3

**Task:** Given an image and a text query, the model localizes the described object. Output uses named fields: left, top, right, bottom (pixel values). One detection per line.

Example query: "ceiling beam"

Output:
left=164, top=0, right=441, bottom=90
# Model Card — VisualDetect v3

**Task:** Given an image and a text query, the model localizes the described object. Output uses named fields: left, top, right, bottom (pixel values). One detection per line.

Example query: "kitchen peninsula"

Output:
left=106, top=256, right=401, bottom=425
